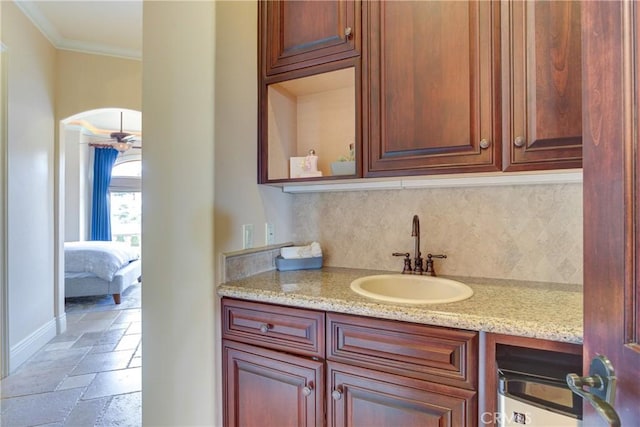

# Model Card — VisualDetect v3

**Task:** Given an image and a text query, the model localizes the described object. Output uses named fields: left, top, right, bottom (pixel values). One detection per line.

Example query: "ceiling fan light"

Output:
left=113, top=141, right=132, bottom=152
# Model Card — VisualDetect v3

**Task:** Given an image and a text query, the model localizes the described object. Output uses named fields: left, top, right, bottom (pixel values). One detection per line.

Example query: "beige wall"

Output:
left=1, top=1, right=57, bottom=370
left=297, top=86, right=355, bottom=176
left=142, top=1, right=295, bottom=423
left=267, top=85, right=297, bottom=180
left=142, top=2, right=217, bottom=425
left=56, top=50, right=141, bottom=121
left=214, top=1, right=294, bottom=279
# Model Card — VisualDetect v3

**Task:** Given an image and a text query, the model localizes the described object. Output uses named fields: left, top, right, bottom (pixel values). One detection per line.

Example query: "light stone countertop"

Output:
left=217, top=267, right=583, bottom=344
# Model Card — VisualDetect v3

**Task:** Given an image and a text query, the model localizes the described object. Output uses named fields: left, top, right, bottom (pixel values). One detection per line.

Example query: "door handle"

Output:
left=566, top=355, right=621, bottom=427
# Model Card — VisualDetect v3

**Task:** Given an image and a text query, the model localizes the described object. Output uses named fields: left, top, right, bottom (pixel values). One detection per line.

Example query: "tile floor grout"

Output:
left=0, top=283, right=142, bottom=427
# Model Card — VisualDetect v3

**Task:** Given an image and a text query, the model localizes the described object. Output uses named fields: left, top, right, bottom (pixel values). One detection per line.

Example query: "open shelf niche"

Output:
left=267, top=67, right=356, bottom=181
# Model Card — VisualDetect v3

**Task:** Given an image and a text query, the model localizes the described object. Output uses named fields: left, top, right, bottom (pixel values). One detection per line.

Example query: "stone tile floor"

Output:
left=0, top=284, right=142, bottom=426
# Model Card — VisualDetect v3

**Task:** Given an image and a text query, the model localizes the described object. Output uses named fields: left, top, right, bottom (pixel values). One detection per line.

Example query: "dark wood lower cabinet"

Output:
left=222, top=340, right=324, bottom=427
left=327, top=361, right=476, bottom=427
left=221, top=298, right=581, bottom=427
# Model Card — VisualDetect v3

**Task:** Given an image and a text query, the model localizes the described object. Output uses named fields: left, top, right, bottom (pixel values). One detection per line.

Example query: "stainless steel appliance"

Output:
left=498, top=372, right=582, bottom=426
left=496, top=344, right=582, bottom=426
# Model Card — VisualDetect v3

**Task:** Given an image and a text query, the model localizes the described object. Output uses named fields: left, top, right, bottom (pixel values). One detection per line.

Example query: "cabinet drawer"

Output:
left=222, top=298, right=325, bottom=358
left=327, top=313, right=478, bottom=389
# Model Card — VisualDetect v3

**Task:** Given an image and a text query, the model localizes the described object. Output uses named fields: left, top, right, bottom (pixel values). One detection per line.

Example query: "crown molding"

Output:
left=14, top=1, right=64, bottom=46
left=13, top=1, right=142, bottom=60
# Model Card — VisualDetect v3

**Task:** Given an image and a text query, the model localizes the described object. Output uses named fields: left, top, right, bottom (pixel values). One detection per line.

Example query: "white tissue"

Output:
left=281, top=242, right=322, bottom=259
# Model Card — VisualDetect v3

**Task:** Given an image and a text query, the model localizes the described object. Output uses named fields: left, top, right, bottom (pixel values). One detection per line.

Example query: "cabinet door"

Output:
left=328, top=361, right=476, bottom=427
left=223, top=341, right=324, bottom=427
left=502, top=0, right=582, bottom=171
left=363, top=1, right=500, bottom=176
left=261, top=0, right=360, bottom=76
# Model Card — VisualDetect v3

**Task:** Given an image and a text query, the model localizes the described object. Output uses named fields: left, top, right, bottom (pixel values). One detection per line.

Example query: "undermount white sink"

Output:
left=350, top=274, right=474, bottom=304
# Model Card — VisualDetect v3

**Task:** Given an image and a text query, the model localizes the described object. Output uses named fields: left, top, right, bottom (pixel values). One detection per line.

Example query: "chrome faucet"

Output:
left=411, top=215, right=423, bottom=274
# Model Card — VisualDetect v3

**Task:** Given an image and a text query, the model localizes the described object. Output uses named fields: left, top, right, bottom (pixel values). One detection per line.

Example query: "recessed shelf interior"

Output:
left=267, top=67, right=356, bottom=180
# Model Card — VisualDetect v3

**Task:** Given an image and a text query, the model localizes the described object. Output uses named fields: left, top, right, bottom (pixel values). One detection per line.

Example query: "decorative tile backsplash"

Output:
left=291, top=183, right=583, bottom=284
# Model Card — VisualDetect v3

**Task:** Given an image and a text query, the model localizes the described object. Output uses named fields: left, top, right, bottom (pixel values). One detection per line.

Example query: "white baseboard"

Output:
left=56, top=312, right=67, bottom=335
left=10, top=318, right=57, bottom=373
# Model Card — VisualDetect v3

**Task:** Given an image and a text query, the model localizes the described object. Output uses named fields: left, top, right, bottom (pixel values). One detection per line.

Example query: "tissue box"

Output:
left=275, top=256, right=323, bottom=271
left=330, top=161, right=355, bottom=176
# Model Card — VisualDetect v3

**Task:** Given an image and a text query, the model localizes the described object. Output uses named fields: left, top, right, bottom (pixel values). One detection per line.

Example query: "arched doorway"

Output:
left=57, top=108, right=142, bottom=322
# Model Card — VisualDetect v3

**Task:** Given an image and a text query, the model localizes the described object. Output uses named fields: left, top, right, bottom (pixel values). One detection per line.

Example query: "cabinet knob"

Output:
left=331, top=389, right=343, bottom=400
left=514, top=136, right=526, bottom=147
left=302, top=386, right=313, bottom=396
left=479, top=139, right=491, bottom=149
left=344, top=27, right=352, bottom=41
left=259, top=323, right=271, bottom=334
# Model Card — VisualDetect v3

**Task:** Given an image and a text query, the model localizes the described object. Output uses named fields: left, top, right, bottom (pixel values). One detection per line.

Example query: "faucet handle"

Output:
left=414, top=255, right=424, bottom=275
left=392, top=252, right=412, bottom=274
left=425, top=254, right=447, bottom=276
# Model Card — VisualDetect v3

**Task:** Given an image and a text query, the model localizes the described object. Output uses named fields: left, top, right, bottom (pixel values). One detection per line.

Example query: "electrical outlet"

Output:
left=242, top=224, right=254, bottom=249
left=265, top=223, right=275, bottom=245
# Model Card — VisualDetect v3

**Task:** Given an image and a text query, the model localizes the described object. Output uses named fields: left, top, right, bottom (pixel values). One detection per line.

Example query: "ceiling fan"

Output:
left=91, top=111, right=141, bottom=152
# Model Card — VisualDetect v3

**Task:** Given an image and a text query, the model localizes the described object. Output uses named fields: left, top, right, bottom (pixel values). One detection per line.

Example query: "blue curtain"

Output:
left=90, top=147, right=119, bottom=241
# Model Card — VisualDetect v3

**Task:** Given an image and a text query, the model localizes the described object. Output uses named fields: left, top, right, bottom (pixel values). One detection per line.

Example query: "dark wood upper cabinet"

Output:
left=363, top=0, right=501, bottom=176
left=502, top=0, right=582, bottom=171
left=261, top=0, right=361, bottom=76
left=257, top=0, right=584, bottom=184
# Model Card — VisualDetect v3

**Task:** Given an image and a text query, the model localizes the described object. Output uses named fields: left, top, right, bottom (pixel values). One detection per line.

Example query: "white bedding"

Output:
left=64, top=241, right=140, bottom=282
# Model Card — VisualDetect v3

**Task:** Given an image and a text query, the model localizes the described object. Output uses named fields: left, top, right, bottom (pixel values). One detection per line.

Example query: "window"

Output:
left=110, top=160, right=141, bottom=251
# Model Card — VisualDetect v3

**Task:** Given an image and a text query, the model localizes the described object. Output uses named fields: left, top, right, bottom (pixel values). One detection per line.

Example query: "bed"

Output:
left=64, top=241, right=141, bottom=304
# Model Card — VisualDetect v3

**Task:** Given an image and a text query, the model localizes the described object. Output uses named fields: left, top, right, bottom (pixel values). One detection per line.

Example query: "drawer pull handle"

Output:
left=514, top=136, right=526, bottom=147
left=479, top=138, right=491, bottom=149
left=331, top=389, right=343, bottom=400
left=259, top=323, right=271, bottom=334
left=302, top=386, right=313, bottom=396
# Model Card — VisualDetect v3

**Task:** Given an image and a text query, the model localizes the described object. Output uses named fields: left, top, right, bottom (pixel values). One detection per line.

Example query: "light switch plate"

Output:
left=242, top=224, right=254, bottom=249
left=265, top=223, right=275, bottom=245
